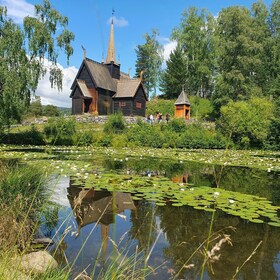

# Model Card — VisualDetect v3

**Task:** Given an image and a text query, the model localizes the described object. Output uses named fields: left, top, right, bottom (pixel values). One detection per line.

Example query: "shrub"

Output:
left=217, top=98, right=274, bottom=148
left=0, top=124, right=45, bottom=145
left=146, top=98, right=174, bottom=117
left=103, top=112, right=126, bottom=134
left=167, top=118, right=187, bottom=133
left=127, top=123, right=165, bottom=148
left=43, top=117, right=76, bottom=145
left=74, top=131, right=93, bottom=146
left=98, top=134, right=112, bottom=147
left=177, top=123, right=227, bottom=149
left=111, top=134, right=128, bottom=148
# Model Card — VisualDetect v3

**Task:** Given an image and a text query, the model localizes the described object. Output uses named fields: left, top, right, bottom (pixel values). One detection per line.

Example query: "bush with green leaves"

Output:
left=146, top=98, right=175, bottom=117
left=103, top=112, right=126, bottom=134
left=166, top=118, right=187, bottom=133
left=189, top=96, right=214, bottom=120
left=217, top=97, right=274, bottom=148
left=74, top=131, right=93, bottom=146
left=265, top=97, right=280, bottom=150
left=127, top=122, right=165, bottom=148
left=0, top=124, right=45, bottom=145
left=43, top=117, right=76, bottom=145
left=126, top=120, right=226, bottom=149
left=178, top=123, right=227, bottom=149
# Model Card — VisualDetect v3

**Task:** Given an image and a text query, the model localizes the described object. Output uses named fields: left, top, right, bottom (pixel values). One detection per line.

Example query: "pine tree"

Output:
left=159, top=45, right=187, bottom=99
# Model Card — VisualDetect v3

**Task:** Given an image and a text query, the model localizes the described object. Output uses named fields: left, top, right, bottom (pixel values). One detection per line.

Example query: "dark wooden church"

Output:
left=70, top=17, right=147, bottom=117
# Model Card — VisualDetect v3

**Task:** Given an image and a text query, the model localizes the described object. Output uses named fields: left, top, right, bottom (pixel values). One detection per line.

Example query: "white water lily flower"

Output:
left=214, top=192, right=220, bottom=198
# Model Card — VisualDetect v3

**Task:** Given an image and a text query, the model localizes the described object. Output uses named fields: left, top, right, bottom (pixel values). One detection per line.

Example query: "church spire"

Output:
left=106, top=9, right=116, bottom=64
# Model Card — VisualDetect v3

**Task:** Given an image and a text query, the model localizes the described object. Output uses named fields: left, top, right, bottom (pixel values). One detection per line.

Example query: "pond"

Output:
left=1, top=146, right=280, bottom=279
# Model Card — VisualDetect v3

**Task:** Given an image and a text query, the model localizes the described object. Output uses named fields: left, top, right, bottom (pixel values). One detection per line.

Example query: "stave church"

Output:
left=70, top=16, right=147, bottom=117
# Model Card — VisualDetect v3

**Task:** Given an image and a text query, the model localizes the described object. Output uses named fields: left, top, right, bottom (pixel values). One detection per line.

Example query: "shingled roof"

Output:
left=76, top=79, right=92, bottom=98
left=175, top=89, right=190, bottom=105
left=85, top=58, right=117, bottom=92
left=114, top=79, right=146, bottom=99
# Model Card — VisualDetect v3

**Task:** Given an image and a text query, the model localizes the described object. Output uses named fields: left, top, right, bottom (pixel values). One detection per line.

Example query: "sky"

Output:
left=0, top=0, right=274, bottom=108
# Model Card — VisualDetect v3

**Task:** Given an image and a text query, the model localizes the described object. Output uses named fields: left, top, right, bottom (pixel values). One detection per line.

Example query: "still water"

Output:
left=44, top=158, right=280, bottom=280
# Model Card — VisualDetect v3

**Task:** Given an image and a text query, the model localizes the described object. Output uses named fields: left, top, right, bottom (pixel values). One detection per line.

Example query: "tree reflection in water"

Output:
left=45, top=158, right=280, bottom=279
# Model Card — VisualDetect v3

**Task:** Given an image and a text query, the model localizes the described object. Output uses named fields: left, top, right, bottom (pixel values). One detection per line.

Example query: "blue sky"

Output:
left=0, top=0, right=273, bottom=107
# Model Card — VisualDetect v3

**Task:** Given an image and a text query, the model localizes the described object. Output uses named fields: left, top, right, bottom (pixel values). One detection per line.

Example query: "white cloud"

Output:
left=163, top=40, right=177, bottom=61
left=0, top=0, right=34, bottom=23
left=108, top=16, right=128, bottom=27
left=35, top=61, right=78, bottom=108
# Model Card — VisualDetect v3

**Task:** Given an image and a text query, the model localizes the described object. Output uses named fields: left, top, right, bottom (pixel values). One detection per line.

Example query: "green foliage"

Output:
left=171, top=7, right=216, bottom=98
left=103, top=113, right=126, bottom=134
left=127, top=122, right=165, bottom=148
left=0, top=1, right=74, bottom=129
left=74, top=131, right=93, bottom=146
left=43, top=117, right=76, bottom=145
left=213, top=5, right=269, bottom=110
left=0, top=162, right=47, bottom=250
left=127, top=121, right=226, bottom=149
left=178, top=123, right=228, bottom=149
left=0, top=163, right=46, bottom=202
left=159, top=45, right=188, bottom=99
left=26, top=96, right=43, bottom=117
left=266, top=97, right=280, bottom=150
left=217, top=97, right=274, bottom=148
left=111, top=134, right=128, bottom=148
left=134, top=29, right=164, bottom=99
left=43, top=105, right=61, bottom=117
left=167, top=118, right=187, bottom=133
left=189, top=96, right=214, bottom=120
left=1, top=124, right=45, bottom=145
left=146, top=98, right=174, bottom=117
left=98, top=134, right=112, bottom=147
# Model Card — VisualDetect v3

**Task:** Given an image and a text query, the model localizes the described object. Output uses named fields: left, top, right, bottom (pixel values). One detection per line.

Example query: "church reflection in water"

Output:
left=67, top=178, right=136, bottom=262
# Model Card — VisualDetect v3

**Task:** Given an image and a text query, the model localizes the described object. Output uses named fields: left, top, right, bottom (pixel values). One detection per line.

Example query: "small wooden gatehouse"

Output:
left=174, top=89, right=191, bottom=120
left=70, top=17, right=147, bottom=117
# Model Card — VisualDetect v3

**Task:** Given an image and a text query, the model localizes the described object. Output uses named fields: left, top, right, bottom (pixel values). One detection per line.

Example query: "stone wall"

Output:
left=22, top=114, right=146, bottom=126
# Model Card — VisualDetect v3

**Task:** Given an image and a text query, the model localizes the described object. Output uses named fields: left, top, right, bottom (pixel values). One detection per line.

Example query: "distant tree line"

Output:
left=135, top=0, right=280, bottom=111
left=134, top=0, right=280, bottom=149
left=24, top=96, right=63, bottom=118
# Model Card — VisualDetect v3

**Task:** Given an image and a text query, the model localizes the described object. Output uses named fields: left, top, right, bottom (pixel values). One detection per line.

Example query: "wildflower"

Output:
left=229, top=199, right=235, bottom=204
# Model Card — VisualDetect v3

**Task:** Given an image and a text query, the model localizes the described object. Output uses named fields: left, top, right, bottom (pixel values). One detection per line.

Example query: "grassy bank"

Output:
left=1, top=115, right=228, bottom=149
